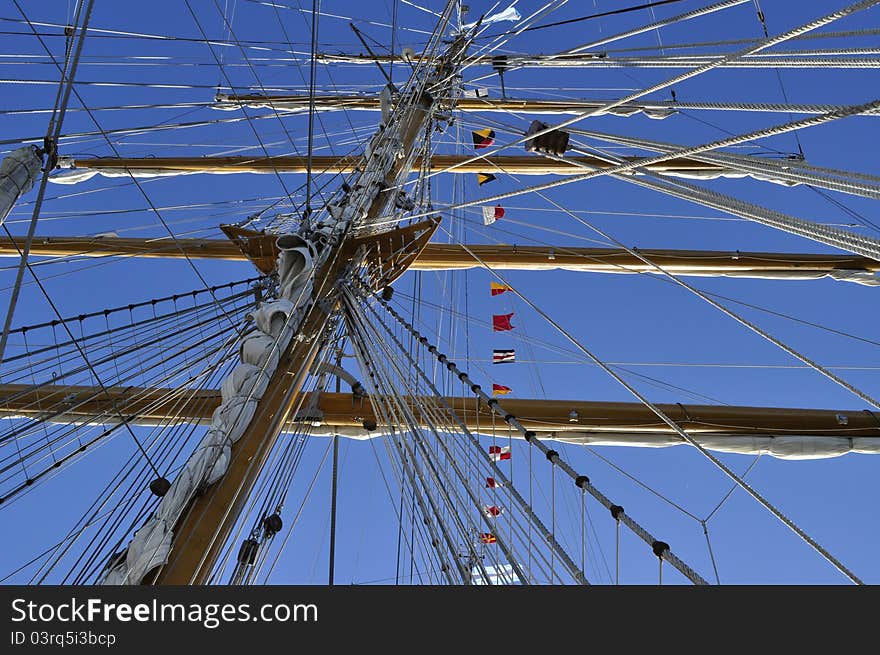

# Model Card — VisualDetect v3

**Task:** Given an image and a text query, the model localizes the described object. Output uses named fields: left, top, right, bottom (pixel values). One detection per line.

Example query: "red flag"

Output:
left=491, top=384, right=512, bottom=396
left=479, top=533, right=497, bottom=544
left=492, top=313, right=514, bottom=331
left=486, top=477, right=504, bottom=489
left=483, top=505, right=504, bottom=518
left=489, top=445, right=511, bottom=461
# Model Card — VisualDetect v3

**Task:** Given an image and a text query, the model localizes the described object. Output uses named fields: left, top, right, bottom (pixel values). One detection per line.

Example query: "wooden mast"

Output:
left=145, top=66, right=438, bottom=586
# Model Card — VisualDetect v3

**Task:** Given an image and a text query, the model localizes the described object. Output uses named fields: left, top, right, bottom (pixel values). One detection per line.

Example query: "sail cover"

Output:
left=100, top=237, right=316, bottom=585
left=0, top=146, right=41, bottom=226
left=301, top=425, right=880, bottom=460
left=46, top=160, right=826, bottom=187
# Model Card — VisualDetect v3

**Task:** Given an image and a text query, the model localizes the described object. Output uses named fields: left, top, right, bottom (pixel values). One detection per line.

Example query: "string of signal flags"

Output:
left=455, top=120, right=573, bottom=553
left=478, top=440, right=511, bottom=550
left=473, top=130, right=518, bottom=551
left=472, top=123, right=566, bottom=401
left=490, top=276, right=515, bottom=398
left=472, top=118, right=571, bottom=225
left=471, top=129, right=504, bottom=226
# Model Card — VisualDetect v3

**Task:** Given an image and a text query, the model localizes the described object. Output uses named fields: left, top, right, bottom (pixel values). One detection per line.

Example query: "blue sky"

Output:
left=1, top=0, right=879, bottom=585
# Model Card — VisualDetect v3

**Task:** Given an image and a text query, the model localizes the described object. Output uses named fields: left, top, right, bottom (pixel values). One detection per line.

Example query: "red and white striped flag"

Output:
left=485, top=477, right=504, bottom=489
left=483, top=505, right=504, bottom=518
left=488, top=445, right=511, bottom=461
left=492, top=349, right=516, bottom=364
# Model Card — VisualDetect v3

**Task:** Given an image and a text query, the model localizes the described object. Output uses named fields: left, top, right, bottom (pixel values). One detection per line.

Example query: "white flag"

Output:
left=482, top=206, right=497, bottom=225
left=463, top=5, right=522, bottom=31
left=482, top=205, right=504, bottom=225
left=463, top=87, right=490, bottom=98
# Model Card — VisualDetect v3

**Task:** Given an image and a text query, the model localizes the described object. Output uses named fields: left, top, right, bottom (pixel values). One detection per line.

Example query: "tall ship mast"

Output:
left=1, top=0, right=879, bottom=586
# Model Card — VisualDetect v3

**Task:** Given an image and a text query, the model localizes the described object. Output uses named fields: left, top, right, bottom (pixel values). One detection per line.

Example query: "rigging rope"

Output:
left=417, top=238, right=864, bottom=585
left=418, top=0, right=880, bottom=191
left=367, top=283, right=708, bottom=585
left=347, top=286, right=578, bottom=584
left=0, top=0, right=95, bottom=364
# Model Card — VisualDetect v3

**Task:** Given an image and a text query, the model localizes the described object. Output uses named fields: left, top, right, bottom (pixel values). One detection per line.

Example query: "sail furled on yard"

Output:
left=299, top=425, right=880, bottom=461
left=49, top=155, right=849, bottom=188
left=547, top=432, right=880, bottom=460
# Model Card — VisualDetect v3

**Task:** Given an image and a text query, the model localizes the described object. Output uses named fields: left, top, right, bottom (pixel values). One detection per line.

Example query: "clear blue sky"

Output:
left=1, top=0, right=879, bottom=585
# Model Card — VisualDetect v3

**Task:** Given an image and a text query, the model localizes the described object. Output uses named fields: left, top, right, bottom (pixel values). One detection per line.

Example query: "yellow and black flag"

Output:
left=472, top=128, right=495, bottom=149
left=476, top=172, right=497, bottom=186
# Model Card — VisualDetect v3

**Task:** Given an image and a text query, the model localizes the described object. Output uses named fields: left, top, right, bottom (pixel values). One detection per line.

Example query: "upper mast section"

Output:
left=100, top=6, right=477, bottom=586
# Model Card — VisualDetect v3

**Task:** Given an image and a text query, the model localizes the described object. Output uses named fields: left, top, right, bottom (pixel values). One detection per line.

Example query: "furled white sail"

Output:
left=301, top=425, right=880, bottom=460
left=47, top=161, right=812, bottom=186
left=0, top=146, right=42, bottom=226
left=100, top=242, right=315, bottom=585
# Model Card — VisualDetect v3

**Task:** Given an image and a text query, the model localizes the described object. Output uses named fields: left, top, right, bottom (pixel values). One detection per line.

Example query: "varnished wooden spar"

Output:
left=64, top=154, right=731, bottom=176
left=3, top=235, right=879, bottom=277
left=412, top=244, right=880, bottom=275
left=218, top=93, right=676, bottom=115
left=3, top=383, right=879, bottom=437
left=0, top=235, right=245, bottom=260
left=217, top=94, right=880, bottom=118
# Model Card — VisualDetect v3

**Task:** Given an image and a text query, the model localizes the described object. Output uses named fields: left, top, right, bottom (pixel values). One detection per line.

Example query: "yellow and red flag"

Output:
left=490, top=282, right=511, bottom=296
left=492, top=384, right=512, bottom=396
